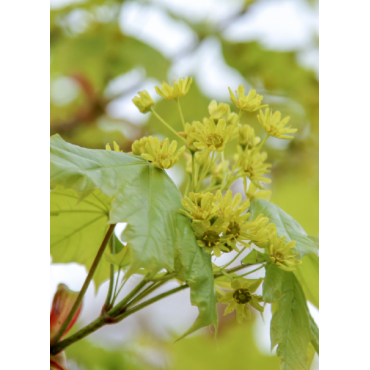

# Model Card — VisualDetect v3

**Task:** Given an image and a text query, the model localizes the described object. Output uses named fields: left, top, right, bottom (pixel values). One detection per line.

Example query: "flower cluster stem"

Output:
left=151, top=108, right=186, bottom=143
left=176, top=98, right=186, bottom=130
left=191, top=151, right=196, bottom=191
left=258, top=134, right=269, bottom=151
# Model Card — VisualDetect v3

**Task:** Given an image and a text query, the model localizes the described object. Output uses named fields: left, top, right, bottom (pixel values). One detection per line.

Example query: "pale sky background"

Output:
left=50, top=0, right=319, bottom=368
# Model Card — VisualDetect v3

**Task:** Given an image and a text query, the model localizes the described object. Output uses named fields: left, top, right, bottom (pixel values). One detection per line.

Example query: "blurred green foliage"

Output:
left=51, top=0, right=318, bottom=368
left=66, top=316, right=281, bottom=370
left=65, top=338, right=146, bottom=370
left=170, top=320, right=280, bottom=370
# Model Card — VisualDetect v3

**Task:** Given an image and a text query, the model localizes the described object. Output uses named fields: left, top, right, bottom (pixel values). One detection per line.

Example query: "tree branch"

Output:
left=50, top=224, right=116, bottom=347
left=50, top=260, right=261, bottom=354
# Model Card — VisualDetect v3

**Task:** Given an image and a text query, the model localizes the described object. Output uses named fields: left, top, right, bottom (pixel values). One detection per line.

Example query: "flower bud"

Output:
left=132, top=90, right=155, bottom=113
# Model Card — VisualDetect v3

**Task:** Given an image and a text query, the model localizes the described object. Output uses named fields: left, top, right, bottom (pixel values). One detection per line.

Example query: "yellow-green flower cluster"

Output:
left=208, top=100, right=229, bottom=121
left=265, top=234, right=301, bottom=271
left=128, top=79, right=300, bottom=271
left=237, top=147, right=272, bottom=185
left=218, top=278, right=264, bottom=323
left=192, top=218, right=230, bottom=257
left=132, top=90, right=155, bottom=113
left=180, top=190, right=271, bottom=256
left=257, top=108, right=297, bottom=139
left=180, top=192, right=218, bottom=221
left=190, top=118, right=233, bottom=152
left=180, top=122, right=200, bottom=152
left=207, top=101, right=238, bottom=126
left=229, top=85, right=268, bottom=112
left=216, top=190, right=270, bottom=249
left=238, top=124, right=261, bottom=149
left=135, top=136, right=185, bottom=169
left=131, top=137, right=151, bottom=155
left=254, top=228, right=301, bottom=271
left=155, top=77, right=193, bottom=100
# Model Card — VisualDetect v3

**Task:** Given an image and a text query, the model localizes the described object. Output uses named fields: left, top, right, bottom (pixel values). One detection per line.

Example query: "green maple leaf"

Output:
left=50, top=134, right=217, bottom=337
left=249, top=199, right=319, bottom=259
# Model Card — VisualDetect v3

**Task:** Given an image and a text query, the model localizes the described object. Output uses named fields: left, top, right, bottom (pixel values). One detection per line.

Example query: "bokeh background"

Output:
left=50, top=0, right=319, bottom=369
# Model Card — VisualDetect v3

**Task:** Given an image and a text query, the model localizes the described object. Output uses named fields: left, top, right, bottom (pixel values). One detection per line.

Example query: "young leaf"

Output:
left=309, top=314, right=319, bottom=355
left=50, top=187, right=112, bottom=289
left=249, top=199, right=319, bottom=259
left=263, top=265, right=319, bottom=370
left=294, top=254, right=319, bottom=309
left=104, top=245, right=131, bottom=268
left=50, top=135, right=217, bottom=334
left=262, top=263, right=284, bottom=303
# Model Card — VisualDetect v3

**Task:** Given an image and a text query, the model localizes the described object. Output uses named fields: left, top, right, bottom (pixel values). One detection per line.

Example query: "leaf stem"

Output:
left=126, top=280, right=167, bottom=308
left=110, top=266, right=121, bottom=306
left=113, top=285, right=188, bottom=323
left=107, top=274, right=149, bottom=316
left=50, top=223, right=116, bottom=347
left=151, top=107, right=186, bottom=143
left=102, top=236, right=115, bottom=312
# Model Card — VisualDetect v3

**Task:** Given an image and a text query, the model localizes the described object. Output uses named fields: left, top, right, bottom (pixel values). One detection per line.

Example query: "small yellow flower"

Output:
left=208, top=100, right=230, bottom=121
left=140, top=137, right=185, bottom=169
left=227, top=213, right=270, bottom=249
left=180, top=192, right=218, bottom=221
left=132, top=137, right=151, bottom=155
left=237, top=147, right=272, bottom=185
left=212, top=190, right=270, bottom=249
left=215, top=190, right=250, bottom=223
left=238, top=124, right=261, bottom=149
left=192, top=217, right=230, bottom=257
left=228, top=85, right=268, bottom=112
left=179, top=122, right=201, bottom=152
left=266, top=233, right=301, bottom=271
left=155, top=77, right=193, bottom=100
left=106, top=141, right=123, bottom=152
left=191, top=118, right=233, bottom=152
left=243, top=214, right=272, bottom=244
left=226, top=111, right=239, bottom=127
left=218, top=278, right=264, bottom=323
left=132, top=90, right=155, bottom=113
left=257, top=108, right=297, bottom=139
